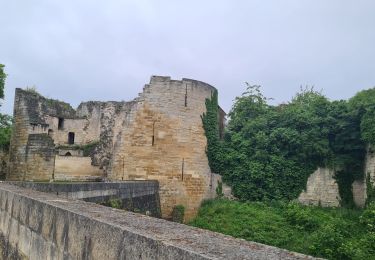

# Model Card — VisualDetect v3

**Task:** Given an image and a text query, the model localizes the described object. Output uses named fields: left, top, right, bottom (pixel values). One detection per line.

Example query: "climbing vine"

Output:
left=201, top=90, right=223, bottom=174
left=210, top=84, right=375, bottom=206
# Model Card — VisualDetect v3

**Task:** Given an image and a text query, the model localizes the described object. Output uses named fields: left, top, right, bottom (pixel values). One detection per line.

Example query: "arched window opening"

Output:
left=65, top=152, right=72, bottom=156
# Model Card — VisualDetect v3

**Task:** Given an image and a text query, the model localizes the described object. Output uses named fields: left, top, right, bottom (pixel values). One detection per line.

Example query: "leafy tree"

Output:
left=204, top=84, right=375, bottom=205
left=0, top=114, right=12, bottom=151
left=0, top=64, right=12, bottom=151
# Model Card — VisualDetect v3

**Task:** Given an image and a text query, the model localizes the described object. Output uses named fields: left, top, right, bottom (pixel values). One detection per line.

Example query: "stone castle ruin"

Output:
left=7, top=76, right=226, bottom=220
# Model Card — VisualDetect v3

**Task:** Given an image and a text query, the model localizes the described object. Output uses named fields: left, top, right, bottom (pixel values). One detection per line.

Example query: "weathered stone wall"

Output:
left=0, top=183, right=316, bottom=260
left=23, top=134, right=55, bottom=181
left=109, top=76, right=217, bottom=220
left=7, top=89, right=105, bottom=181
left=298, top=168, right=341, bottom=207
left=8, top=181, right=161, bottom=217
left=8, top=76, right=225, bottom=219
left=357, top=146, right=375, bottom=206
left=54, top=156, right=103, bottom=181
left=8, top=89, right=34, bottom=180
left=299, top=147, right=375, bottom=208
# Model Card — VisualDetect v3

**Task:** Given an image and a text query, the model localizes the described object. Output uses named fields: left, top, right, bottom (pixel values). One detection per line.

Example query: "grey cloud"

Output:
left=1, top=0, right=375, bottom=115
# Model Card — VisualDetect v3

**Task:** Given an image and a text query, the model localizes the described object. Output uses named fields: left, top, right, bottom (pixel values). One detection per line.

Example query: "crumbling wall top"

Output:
left=16, top=88, right=76, bottom=124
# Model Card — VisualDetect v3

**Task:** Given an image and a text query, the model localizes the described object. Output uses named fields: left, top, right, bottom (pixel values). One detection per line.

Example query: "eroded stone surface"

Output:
left=0, top=183, right=318, bottom=260
left=7, top=76, right=227, bottom=219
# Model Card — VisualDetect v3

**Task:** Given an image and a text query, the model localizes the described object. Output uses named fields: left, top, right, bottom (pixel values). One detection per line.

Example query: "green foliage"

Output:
left=366, top=174, right=375, bottom=205
left=201, top=90, right=223, bottom=174
left=82, top=141, right=99, bottom=156
left=215, top=181, right=224, bottom=198
left=360, top=202, right=375, bottom=232
left=190, top=199, right=373, bottom=259
left=102, top=198, right=122, bottom=209
left=0, top=64, right=12, bottom=151
left=172, top=204, right=185, bottom=223
left=25, top=86, right=39, bottom=95
left=0, top=114, right=12, bottom=151
left=285, top=202, right=320, bottom=231
left=219, top=85, right=374, bottom=205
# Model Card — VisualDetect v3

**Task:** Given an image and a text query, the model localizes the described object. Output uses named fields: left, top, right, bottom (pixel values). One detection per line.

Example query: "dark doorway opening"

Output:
left=68, top=132, right=75, bottom=144
left=58, top=118, right=64, bottom=130
left=48, top=129, right=53, bottom=136
left=65, top=152, right=72, bottom=156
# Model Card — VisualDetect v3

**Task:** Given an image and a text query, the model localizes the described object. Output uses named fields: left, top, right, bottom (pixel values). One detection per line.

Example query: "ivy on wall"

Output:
left=203, top=84, right=375, bottom=206
left=201, top=90, right=223, bottom=174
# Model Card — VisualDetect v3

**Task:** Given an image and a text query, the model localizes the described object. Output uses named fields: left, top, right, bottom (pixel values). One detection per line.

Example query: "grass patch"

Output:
left=189, top=199, right=375, bottom=259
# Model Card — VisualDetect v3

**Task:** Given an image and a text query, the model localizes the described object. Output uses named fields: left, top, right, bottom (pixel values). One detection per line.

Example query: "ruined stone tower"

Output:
left=7, top=76, right=225, bottom=219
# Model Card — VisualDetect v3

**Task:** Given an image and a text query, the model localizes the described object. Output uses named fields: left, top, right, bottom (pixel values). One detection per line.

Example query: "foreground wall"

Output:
left=0, top=183, right=315, bottom=260
left=8, top=181, right=161, bottom=217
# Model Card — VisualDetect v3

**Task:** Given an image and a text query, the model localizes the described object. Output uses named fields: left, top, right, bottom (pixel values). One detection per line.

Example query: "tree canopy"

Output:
left=0, top=64, right=11, bottom=151
left=203, top=84, right=375, bottom=206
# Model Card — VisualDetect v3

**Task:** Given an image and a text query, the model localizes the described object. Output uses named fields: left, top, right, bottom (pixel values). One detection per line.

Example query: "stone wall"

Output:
left=299, top=147, right=375, bottom=208
left=8, top=181, right=161, bottom=217
left=8, top=76, right=225, bottom=219
left=23, top=134, right=55, bottom=181
left=0, top=183, right=315, bottom=260
left=298, top=168, right=340, bottom=207
left=54, top=156, right=103, bottom=181
left=109, top=76, right=217, bottom=220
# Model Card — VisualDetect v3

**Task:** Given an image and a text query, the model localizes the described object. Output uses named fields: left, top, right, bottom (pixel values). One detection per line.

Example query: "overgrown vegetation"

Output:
left=190, top=199, right=375, bottom=259
left=215, top=180, right=224, bottom=198
left=0, top=64, right=12, bottom=152
left=171, top=205, right=185, bottom=223
left=201, top=90, right=223, bottom=174
left=102, top=198, right=122, bottom=209
left=203, top=84, right=375, bottom=205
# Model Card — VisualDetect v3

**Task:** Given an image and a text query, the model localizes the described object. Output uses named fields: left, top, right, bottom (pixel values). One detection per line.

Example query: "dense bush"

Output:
left=101, top=198, right=122, bottom=209
left=203, top=84, right=375, bottom=205
left=0, top=64, right=12, bottom=152
left=190, top=199, right=374, bottom=259
left=172, top=205, right=185, bottom=223
left=359, top=202, right=375, bottom=232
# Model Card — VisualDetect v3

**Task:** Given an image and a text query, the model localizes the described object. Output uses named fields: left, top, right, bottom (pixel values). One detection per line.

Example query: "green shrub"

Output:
left=216, top=181, right=224, bottom=198
left=190, top=199, right=374, bottom=259
left=285, top=203, right=320, bottom=231
left=106, top=198, right=122, bottom=209
left=172, top=205, right=185, bottom=223
left=360, top=202, right=375, bottom=232
left=308, top=223, right=354, bottom=259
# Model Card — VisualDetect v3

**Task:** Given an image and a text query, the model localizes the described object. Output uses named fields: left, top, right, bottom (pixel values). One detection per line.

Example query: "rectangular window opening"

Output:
left=58, top=118, right=64, bottom=130
left=68, top=132, right=75, bottom=145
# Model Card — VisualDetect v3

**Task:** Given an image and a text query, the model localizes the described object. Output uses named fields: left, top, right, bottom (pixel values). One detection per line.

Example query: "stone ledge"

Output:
left=0, top=183, right=318, bottom=259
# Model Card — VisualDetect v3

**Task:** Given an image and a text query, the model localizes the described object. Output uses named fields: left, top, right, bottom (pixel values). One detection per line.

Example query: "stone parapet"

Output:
left=0, top=183, right=317, bottom=259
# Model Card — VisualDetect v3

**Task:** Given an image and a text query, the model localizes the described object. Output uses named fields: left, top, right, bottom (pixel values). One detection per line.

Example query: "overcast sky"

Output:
left=1, top=0, right=375, bottom=115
